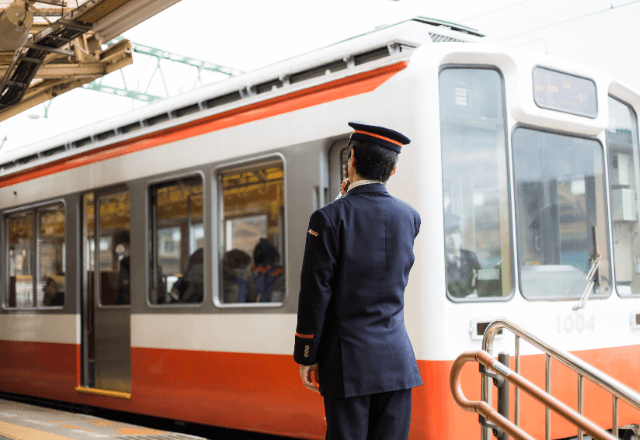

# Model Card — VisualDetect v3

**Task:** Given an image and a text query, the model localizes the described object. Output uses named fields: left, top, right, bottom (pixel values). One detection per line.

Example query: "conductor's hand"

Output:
left=299, top=363, right=320, bottom=393
left=340, top=178, right=350, bottom=196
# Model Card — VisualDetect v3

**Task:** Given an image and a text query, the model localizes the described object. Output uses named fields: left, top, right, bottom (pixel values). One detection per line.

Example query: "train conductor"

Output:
left=294, top=122, right=422, bottom=440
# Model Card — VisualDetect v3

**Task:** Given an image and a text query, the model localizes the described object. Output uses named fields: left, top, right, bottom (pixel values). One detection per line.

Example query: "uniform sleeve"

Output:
left=414, top=210, right=421, bottom=238
left=294, top=209, right=338, bottom=365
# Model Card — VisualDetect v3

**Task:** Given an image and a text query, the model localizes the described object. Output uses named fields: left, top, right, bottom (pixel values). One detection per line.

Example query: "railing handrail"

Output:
left=482, top=318, right=640, bottom=411
left=451, top=350, right=617, bottom=440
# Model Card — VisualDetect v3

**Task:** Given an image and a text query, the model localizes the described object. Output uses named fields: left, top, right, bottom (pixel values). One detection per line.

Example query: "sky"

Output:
left=0, top=0, right=534, bottom=154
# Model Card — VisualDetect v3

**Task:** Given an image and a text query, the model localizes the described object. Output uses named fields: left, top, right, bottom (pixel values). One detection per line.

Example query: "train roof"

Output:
left=0, top=17, right=484, bottom=175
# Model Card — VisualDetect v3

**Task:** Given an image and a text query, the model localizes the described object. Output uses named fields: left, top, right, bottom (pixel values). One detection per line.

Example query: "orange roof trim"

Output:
left=0, top=61, right=409, bottom=189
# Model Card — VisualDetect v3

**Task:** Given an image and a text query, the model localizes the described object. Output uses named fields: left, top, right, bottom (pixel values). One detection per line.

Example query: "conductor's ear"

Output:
left=389, top=166, right=398, bottom=178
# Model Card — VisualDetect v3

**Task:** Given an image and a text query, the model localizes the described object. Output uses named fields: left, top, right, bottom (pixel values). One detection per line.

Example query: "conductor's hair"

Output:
left=348, top=140, right=398, bottom=182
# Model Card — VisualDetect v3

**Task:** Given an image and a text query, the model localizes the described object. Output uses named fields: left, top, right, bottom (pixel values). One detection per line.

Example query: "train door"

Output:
left=81, top=189, right=131, bottom=394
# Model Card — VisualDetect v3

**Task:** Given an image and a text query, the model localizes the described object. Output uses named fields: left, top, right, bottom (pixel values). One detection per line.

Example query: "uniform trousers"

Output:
left=323, top=388, right=412, bottom=440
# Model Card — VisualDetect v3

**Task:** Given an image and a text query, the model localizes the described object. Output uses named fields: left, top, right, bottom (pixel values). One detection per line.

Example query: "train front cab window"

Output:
left=439, top=67, right=512, bottom=301
left=513, top=129, right=611, bottom=299
left=606, top=96, right=640, bottom=296
left=5, top=202, right=65, bottom=308
left=82, top=190, right=131, bottom=393
left=149, top=175, right=204, bottom=305
left=217, top=159, right=285, bottom=305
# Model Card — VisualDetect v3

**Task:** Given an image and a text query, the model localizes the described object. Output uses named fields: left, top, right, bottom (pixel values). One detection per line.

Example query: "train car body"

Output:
left=0, top=17, right=639, bottom=440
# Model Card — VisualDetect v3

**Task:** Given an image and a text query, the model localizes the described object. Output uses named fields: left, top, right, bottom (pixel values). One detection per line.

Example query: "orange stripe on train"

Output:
left=0, top=61, right=409, bottom=189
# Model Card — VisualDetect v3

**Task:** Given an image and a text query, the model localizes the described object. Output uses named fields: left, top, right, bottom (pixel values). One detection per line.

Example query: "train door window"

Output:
left=217, top=159, right=285, bottom=305
left=606, top=96, right=640, bottom=296
left=439, top=67, right=512, bottom=301
left=5, top=202, right=65, bottom=308
left=513, top=128, right=611, bottom=299
left=37, top=203, right=65, bottom=307
left=6, top=211, right=34, bottom=308
left=149, top=175, right=204, bottom=305
left=94, top=192, right=131, bottom=306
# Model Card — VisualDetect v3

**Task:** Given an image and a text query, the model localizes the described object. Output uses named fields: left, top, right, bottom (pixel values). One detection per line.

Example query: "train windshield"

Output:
left=513, top=128, right=611, bottom=299
left=439, top=67, right=512, bottom=301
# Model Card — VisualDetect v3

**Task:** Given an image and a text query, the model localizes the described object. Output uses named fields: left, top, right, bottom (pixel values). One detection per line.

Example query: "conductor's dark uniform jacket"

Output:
left=294, top=182, right=422, bottom=398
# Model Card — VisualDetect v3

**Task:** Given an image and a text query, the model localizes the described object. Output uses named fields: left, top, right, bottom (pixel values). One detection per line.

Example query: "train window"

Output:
left=439, top=67, right=512, bottom=301
left=5, top=202, right=65, bottom=308
left=218, top=159, right=285, bottom=305
left=149, top=175, right=204, bottom=305
left=84, top=192, right=131, bottom=307
left=513, top=128, right=611, bottom=300
left=606, top=97, right=640, bottom=297
left=6, top=211, right=35, bottom=307
left=37, top=203, right=65, bottom=307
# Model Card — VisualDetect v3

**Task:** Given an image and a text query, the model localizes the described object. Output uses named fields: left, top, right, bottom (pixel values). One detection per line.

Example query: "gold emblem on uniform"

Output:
left=308, top=229, right=318, bottom=236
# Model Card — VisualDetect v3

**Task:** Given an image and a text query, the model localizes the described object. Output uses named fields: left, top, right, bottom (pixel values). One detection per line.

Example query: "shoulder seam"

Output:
left=316, top=209, right=339, bottom=247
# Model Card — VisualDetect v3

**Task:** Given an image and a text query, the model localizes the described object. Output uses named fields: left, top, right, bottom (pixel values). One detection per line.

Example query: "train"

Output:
left=1, top=16, right=639, bottom=440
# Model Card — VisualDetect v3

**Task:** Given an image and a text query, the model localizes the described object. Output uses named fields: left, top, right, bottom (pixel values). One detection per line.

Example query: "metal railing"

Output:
left=451, top=318, right=640, bottom=440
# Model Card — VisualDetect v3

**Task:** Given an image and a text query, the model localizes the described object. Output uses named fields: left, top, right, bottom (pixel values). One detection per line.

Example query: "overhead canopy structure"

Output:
left=0, top=0, right=181, bottom=122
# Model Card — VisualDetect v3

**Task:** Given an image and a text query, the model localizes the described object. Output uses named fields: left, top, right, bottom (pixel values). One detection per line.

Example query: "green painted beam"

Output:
left=83, top=37, right=242, bottom=102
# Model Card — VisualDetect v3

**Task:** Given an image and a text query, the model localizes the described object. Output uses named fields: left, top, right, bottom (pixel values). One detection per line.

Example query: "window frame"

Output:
left=606, top=94, right=640, bottom=298
left=146, top=170, right=206, bottom=308
left=3, top=198, right=67, bottom=310
left=511, top=124, right=613, bottom=301
left=439, top=64, right=515, bottom=304
left=213, top=153, right=287, bottom=309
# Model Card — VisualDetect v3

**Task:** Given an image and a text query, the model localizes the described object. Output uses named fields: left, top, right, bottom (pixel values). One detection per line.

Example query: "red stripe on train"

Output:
left=0, top=61, right=409, bottom=189
left=0, top=340, right=639, bottom=439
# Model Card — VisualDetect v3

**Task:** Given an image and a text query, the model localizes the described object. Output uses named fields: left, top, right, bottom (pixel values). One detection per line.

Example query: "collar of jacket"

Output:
left=347, top=182, right=388, bottom=195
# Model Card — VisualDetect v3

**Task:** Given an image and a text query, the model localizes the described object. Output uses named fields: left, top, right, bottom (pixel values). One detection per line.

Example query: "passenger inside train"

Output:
left=170, top=247, right=204, bottom=303
left=250, top=238, right=284, bottom=303
left=222, top=249, right=252, bottom=303
left=444, top=214, right=481, bottom=299
left=114, top=230, right=131, bottom=305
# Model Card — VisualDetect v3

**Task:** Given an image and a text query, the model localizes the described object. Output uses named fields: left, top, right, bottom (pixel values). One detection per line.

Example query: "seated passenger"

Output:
left=250, top=238, right=284, bottom=303
left=171, top=247, right=204, bottom=303
left=444, top=218, right=481, bottom=299
left=43, top=277, right=64, bottom=306
left=222, top=249, right=252, bottom=303
left=114, top=231, right=131, bottom=305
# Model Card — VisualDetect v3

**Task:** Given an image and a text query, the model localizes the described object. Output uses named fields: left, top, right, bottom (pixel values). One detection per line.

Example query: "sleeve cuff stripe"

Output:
left=295, top=332, right=314, bottom=339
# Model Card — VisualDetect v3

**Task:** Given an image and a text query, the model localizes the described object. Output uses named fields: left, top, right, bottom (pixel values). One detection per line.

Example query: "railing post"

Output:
left=515, top=335, right=520, bottom=427
left=498, top=352, right=510, bottom=440
left=578, top=374, right=583, bottom=440
left=613, top=395, right=618, bottom=438
left=546, top=354, right=551, bottom=440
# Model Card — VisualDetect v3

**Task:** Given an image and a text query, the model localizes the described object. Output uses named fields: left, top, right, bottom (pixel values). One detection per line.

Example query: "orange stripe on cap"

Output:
left=353, top=130, right=403, bottom=146
left=295, top=332, right=314, bottom=339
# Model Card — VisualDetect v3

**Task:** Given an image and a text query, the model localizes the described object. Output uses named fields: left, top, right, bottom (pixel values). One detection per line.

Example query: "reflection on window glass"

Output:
left=149, top=176, right=204, bottom=305
left=5, top=203, right=66, bottom=309
left=6, top=211, right=34, bottom=307
left=97, top=193, right=131, bottom=306
left=439, top=68, right=512, bottom=300
left=514, top=128, right=611, bottom=299
left=607, top=97, right=640, bottom=296
left=219, top=160, right=285, bottom=304
left=38, top=204, right=65, bottom=307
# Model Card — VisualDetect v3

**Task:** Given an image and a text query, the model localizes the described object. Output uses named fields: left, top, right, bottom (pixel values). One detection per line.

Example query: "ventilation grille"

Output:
left=0, top=41, right=417, bottom=174
left=430, top=33, right=467, bottom=43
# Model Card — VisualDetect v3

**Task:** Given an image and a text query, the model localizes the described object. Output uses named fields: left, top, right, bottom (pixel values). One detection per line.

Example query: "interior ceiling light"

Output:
left=0, top=0, right=34, bottom=51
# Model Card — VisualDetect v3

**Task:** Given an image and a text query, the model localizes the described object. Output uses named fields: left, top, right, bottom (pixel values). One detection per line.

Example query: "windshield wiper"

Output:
left=573, top=251, right=601, bottom=311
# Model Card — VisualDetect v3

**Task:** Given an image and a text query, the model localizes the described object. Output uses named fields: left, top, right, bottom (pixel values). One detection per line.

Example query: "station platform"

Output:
left=0, top=397, right=206, bottom=440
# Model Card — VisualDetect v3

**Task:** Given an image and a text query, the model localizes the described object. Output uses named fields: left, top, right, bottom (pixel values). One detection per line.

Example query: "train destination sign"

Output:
left=533, top=67, right=597, bottom=118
